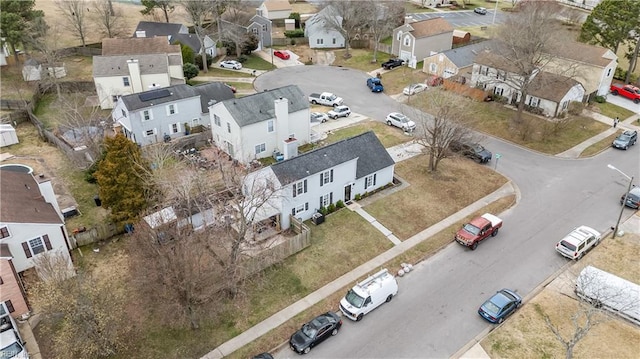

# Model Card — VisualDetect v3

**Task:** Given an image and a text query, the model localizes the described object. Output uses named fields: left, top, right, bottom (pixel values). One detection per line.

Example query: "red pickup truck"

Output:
left=610, top=84, right=640, bottom=104
left=455, top=213, right=503, bottom=250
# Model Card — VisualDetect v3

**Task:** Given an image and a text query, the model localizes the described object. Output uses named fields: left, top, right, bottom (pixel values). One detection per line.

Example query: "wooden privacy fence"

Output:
left=443, top=79, right=487, bottom=101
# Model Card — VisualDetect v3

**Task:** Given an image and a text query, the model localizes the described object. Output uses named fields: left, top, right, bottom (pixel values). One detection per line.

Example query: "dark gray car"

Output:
left=450, top=141, right=492, bottom=163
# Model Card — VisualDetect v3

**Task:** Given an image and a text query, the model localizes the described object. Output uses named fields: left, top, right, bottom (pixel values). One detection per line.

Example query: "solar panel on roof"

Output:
left=138, top=89, right=171, bottom=102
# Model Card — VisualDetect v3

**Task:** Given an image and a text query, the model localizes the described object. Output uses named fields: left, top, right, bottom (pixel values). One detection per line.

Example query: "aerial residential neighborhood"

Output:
left=1, top=0, right=639, bottom=359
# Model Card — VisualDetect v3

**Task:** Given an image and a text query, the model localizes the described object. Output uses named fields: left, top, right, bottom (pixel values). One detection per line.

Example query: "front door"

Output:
left=344, top=184, right=351, bottom=202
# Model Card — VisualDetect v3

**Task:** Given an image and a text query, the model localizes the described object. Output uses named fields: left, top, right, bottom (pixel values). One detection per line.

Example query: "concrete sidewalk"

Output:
left=201, top=181, right=516, bottom=359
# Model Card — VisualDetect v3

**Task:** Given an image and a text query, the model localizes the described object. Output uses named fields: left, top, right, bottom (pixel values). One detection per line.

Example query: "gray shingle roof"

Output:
left=119, top=83, right=234, bottom=112
left=442, top=40, right=497, bottom=68
left=133, top=21, right=204, bottom=52
left=270, top=131, right=394, bottom=185
left=92, top=54, right=168, bottom=77
left=220, top=85, right=307, bottom=127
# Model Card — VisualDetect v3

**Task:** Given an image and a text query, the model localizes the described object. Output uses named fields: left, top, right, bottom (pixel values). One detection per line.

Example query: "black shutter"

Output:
left=329, top=192, right=333, bottom=204
left=305, top=202, right=309, bottom=210
left=43, top=234, right=52, bottom=250
left=330, top=169, right=333, bottom=182
left=373, top=173, right=377, bottom=186
left=4, top=300, right=14, bottom=313
left=320, top=173, right=324, bottom=187
left=304, top=179, right=307, bottom=193
left=293, top=184, right=297, bottom=197
left=364, top=178, right=368, bottom=190
left=22, top=242, right=32, bottom=258
left=319, top=196, right=323, bottom=208
left=292, top=208, right=295, bottom=216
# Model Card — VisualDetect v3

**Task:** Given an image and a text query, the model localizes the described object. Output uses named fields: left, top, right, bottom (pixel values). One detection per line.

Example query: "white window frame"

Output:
left=143, top=110, right=152, bottom=121
left=403, top=35, right=410, bottom=46
left=294, top=204, right=306, bottom=214
left=293, top=181, right=305, bottom=196
left=166, top=103, right=177, bottom=116
left=528, top=96, right=540, bottom=107
left=396, top=31, right=402, bottom=41
left=28, top=237, right=46, bottom=256
left=321, top=193, right=330, bottom=207
left=0, top=226, right=10, bottom=239
left=317, top=38, right=324, bottom=45
left=255, top=143, right=266, bottom=155
left=123, top=77, right=130, bottom=86
left=252, top=27, right=258, bottom=35
left=144, top=128, right=157, bottom=137
left=494, top=87, right=504, bottom=96
left=214, top=114, right=221, bottom=126
left=365, top=175, right=374, bottom=189
left=112, top=95, right=118, bottom=103
left=267, top=120, right=274, bottom=133
left=170, top=123, right=180, bottom=134
left=429, top=63, right=437, bottom=73
left=322, top=170, right=331, bottom=185
left=191, top=118, right=200, bottom=126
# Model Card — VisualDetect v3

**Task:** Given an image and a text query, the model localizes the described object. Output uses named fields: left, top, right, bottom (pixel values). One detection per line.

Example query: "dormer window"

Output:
left=403, top=35, right=411, bottom=46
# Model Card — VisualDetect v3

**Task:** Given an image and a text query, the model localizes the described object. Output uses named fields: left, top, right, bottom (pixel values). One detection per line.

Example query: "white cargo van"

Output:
left=339, top=268, right=398, bottom=321
left=576, top=265, right=640, bottom=325
left=0, top=329, right=28, bottom=359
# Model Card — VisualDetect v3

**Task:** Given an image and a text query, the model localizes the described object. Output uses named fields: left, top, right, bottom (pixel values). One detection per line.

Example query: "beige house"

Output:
left=93, top=37, right=185, bottom=110
left=257, top=0, right=292, bottom=21
left=392, top=17, right=454, bottom=68
left=423, top=40, right=496, bottom=81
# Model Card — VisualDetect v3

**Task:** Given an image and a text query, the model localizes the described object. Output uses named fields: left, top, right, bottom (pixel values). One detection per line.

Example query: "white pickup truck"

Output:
left=309, top=92, right=344, bottom=107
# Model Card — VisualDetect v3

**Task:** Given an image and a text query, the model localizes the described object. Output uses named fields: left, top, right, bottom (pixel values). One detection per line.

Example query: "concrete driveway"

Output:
left=254, top=49, right=305, bottom=68
left=606, top=92, right=640, bottom=116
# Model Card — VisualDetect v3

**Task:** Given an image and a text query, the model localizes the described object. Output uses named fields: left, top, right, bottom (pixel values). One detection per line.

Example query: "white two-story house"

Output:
left=133, top=21, right=217, bottom=57
left=392, top=17, right=454, bottom=68
left=0, top=168, right=73, bottom=275
left=209, top=85, right=310, bottom=165
left=243, top=131, right=396, bottom=230
left=304, top=6, right=345, bottom=49
left=93, top=37, right=185, bottom=110
left=112, top=83, right=235, bottom=146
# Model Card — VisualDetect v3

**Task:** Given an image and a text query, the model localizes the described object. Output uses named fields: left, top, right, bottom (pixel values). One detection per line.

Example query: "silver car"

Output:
left=385, top=112, right=416, bottom=132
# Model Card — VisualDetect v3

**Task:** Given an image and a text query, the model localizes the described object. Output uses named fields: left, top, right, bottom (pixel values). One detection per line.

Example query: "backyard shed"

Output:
left=22, top=58, right=42, bottom=81
left=452, top=30, right=471, bottom=45
left=0, top=124, right=19, bottom=147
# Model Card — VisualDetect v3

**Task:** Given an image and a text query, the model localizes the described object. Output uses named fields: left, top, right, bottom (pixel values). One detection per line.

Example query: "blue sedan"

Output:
left=478, top=288, right=522, bottom=324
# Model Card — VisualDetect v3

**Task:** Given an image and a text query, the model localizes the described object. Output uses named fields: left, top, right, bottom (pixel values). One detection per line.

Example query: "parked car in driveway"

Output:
left=555, top=225, right=601, bottom=260
left=385, top=112, right=415, bottom=132
left=310, top=112, right=328, bottom=123
left=289, top=312, right=342, bottom=354
left=612, top=130, right=638, bottom=150
left=478, top=289, right=522, bottom=324
left=621, top=186, right=640, bottom=209
left=381, top=58, right=404, bottom=70
left=474, top=7, right=487, bottom=14
left=328, top=105, right=351, bottom=119
left=403, top=83, right=428, bottom=96
left=274, top=50, right=290, bottom=60
left=450, top=141, right=492, bottom=163
left=220, top=60, right=242, bottom=69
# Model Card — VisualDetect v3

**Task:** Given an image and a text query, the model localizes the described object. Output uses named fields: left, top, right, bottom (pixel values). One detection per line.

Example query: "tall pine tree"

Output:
left=95, top=134, right=151, bottom=225
left=579, top=0, right=640, bottom=54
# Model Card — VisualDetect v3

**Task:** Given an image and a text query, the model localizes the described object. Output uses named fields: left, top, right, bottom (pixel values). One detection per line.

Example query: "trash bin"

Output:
left=311, top=213, right=324, bottom=225
left=93, top=195, right=102, bottom=207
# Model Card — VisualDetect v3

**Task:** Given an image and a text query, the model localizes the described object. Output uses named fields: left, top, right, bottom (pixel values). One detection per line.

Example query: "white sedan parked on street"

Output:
left=403, top=83, right=428, bottom=96
left=220, top=60, right=242, bottom=70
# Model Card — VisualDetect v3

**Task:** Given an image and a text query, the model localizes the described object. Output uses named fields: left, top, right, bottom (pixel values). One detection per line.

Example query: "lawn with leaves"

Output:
left=590, top=102, right=635, bottom=120
left=331, top=49, right=394, bottom=73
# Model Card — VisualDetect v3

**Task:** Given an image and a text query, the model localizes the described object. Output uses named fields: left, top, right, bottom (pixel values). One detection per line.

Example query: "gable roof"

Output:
left=270, top=131, right=394, bottom=185
left=0, top=170, right=62, bottom=225
left=552, top=41, right=615, bottom=68
left=402, top=17, right=454, bottom=39
left=119, top=83, right=234, bottom=112
left=219, top=85, right=307, bottom=127
left=305, top=5, right=342, bottom=31
left=102, top=37, right=180, bottom=56
left=528, top=71, right=582, bottom=102
left=262, top=0, right=292, bottom=11
left=93, top=54, right=169, bottom=77
left=133, top=21, right=205, bottom=52
left=474, top=50, right=523, bottom=74
left=441, top=40, right=497, bottom=68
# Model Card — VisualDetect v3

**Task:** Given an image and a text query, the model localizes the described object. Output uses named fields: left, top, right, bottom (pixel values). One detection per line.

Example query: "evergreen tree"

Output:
left=0, top=0, right=46, bottom=63
left=95, top=134, right=150, bottom=225
left=579, top=0, right=640, bottom=54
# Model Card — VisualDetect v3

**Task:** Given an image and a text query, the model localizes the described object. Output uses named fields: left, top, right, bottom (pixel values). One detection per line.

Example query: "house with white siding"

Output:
left=392, top=17, right=454, bottom=68
left=256, top=0, right=292, bottom=21
left=0, top=168, right=72, bottom=276
left=243, top=131, right=396, bottom=230
left=133, top=21, right=217, bottom=57
left=209, top=85, right=310, bottom=165
left=304, top=6, right=345, bottom=49
left=93, top=37, right=185, bottom=110
left=112, top=83, right=235, bottom=146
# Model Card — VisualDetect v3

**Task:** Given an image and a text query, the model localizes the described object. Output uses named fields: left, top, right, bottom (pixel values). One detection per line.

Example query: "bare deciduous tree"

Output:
left=412, top=89, right=477, bottom=172
left=363, top=0, right=405, bottom=63
left=92, top=0, right=125, bottom=38
left=320, top=1, right=368, bottom=58
left=179, top=0, right=215, bottom=73
left=55, top=92, right=106, bottom=164
left=30, top=253, right=135, bottom=358
left=55, top=0, right=90, bottom=47
left=492, top=1, right=563, bottom=125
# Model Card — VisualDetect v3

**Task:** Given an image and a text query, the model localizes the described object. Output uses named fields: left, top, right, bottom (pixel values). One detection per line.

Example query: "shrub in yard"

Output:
left=284, top=29, right=305, bottom=38
left=237, top=55, right=248, bottom=63
left=319, top=206, right=328, bottom=215
left=327, top=203, right=336, bottom=213
left=568, top=101, right=585, bottom=116
left=354, top=194, right=362, bottom=201
left=195, top=54, right=213, bottom=70
left=593, top=95, right=606, bottom=103
left=336, top=200, right=345, bottom=208
left=183, top=63, right=199, bottom=80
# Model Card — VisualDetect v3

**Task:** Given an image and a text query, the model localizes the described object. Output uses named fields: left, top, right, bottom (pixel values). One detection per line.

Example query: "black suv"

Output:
left=612, top=130, right=637, bottom=150
left=450, top=141, right=492, bottom=163
left=381, top=58, right=404, bottom=70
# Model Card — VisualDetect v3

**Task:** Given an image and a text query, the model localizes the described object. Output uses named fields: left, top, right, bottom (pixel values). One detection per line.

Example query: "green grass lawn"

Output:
left=200, top=67, right=253, bottom=78
left=331, top=49, right=394, bottom=73
left=590, top=101, right=635, bottom=120
left=580, top=130, right=620, bottom=158
left=300, top=121, right=414, bottom=154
